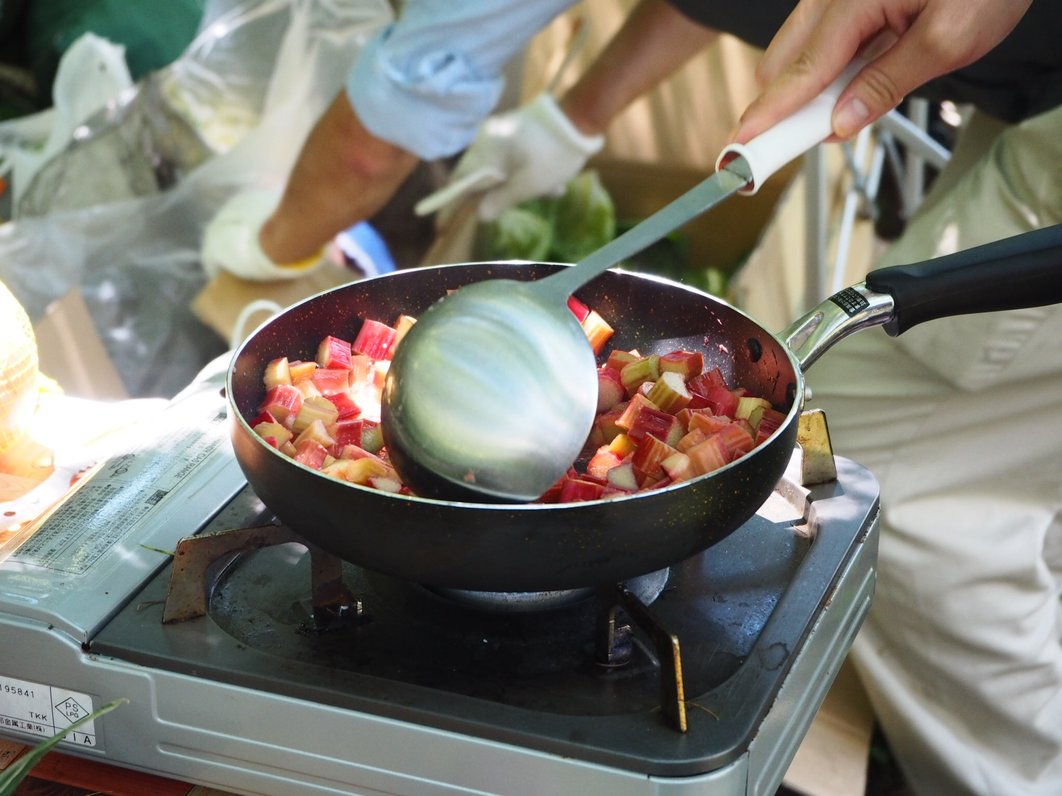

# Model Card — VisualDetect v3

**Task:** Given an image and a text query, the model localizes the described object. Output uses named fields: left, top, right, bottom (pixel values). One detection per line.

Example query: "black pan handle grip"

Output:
left=866, top=224, right=1062, bottom=336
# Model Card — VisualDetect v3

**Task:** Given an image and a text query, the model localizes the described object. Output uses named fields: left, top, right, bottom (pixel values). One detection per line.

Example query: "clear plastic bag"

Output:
left=0, top=0, right=393, bottom=398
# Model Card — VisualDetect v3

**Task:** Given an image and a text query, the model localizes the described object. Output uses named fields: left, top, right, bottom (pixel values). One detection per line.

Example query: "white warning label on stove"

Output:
left=0, top=675, right=102, bottom=748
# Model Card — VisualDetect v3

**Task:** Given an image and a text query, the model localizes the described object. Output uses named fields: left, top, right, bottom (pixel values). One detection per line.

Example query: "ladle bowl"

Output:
left=381, top=276, right=598, bottom=502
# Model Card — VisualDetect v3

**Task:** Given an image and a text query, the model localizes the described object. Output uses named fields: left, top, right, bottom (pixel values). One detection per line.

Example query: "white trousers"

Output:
left=806, top=106, right=1062, bottom=794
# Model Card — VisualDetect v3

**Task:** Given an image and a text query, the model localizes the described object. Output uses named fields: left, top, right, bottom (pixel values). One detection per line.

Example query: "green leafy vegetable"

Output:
left=550, top=171, right=616, bottom=262
left=481, top=206, right=553, bottom=261
left=479, top=170, right=615, bottom=264
left=475, top=169, right=728, bottom=298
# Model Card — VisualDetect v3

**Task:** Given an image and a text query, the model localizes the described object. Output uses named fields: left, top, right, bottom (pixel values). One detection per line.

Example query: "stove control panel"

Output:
left=0, top=356, right=245, bottom=642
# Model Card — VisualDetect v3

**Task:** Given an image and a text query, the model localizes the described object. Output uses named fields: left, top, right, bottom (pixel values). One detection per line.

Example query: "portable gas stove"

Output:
left=0, top=358, right=879, bottom=796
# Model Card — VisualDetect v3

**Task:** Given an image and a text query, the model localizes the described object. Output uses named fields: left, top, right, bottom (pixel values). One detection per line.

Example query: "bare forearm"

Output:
left=260, top=91, right=418, bottom=264
left=560, top=0, right=718, bottom=137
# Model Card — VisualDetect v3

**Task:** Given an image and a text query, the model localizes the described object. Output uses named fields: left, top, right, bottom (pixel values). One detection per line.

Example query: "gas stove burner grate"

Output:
left=162, top=523, right=360, bottom=626
left=430, top=565, right=671, bottom=613
left=161, top=523, right=690, bottom=729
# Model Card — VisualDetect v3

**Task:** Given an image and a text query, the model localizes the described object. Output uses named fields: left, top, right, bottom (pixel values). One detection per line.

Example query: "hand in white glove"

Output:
left=202, top=189, right=326, bottom=282
left=415, top=94, right=604, bottom=222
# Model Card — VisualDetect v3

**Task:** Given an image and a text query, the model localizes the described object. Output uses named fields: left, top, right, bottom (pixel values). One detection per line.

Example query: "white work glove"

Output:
left=202, top=189, right=326, bottom=282
left=415, top=93, right=604, bottom=222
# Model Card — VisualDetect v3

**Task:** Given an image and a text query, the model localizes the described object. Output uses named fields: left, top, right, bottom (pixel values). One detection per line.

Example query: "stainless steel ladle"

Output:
left=382, top=65, right=862, bottom=503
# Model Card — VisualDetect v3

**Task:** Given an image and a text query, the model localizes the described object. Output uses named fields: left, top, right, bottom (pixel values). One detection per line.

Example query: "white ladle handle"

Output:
left=715, top=59, right=865, bottom=194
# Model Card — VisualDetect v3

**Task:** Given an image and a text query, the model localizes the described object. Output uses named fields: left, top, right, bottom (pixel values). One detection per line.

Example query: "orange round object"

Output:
left=0, top=280, right=39, bottom=457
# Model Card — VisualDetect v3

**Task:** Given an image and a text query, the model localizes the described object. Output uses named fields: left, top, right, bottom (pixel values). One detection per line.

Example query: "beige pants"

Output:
left=807, top=105, right=1062, bottom=795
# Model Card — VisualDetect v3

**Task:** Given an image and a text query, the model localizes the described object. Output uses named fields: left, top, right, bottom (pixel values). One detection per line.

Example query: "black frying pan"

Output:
left=227, top=224, right=1062, bottom=592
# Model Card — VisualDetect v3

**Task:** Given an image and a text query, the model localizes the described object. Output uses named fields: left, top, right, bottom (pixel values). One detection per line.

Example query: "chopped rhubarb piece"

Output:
left=714, top=422, right=755, bottom=459
left=352, top=319, right=398, bottom=360
left=603, top=349, right=640, bottom=373
left=349, top=354, right=375, bottom=385
left=567, top=295, right=591, bottom=323
left=288, top=360, right=318, bottom=383
left=360, top=419, right=384, bottom=454
left=581, top=310, right=614, bottom=355
left=279, top=440, right=297, bottom=457
left=645, top=371, right=692, bottom=414
left=332, top=443, right=356, bottom=459
left=678, top=406, right=731, bottom=429
left=659, top=349, right=704, bottom=381
left=586, top=446, right=623, bottom=481
left=536, top=488, right=560, bottom=504
left=295, top=379, right=322, bottom=399
left=331, top=418, right=364, bottom=448
left=753, top=408, right=786, bottom=444
left=294, top=418, right=336, bottom=450
left=686, top=391, right=712, bottom=411
left=559, top=477, right=606, bottom=503
left=607, top=432, right=635, bottom=458
left=322, top=456, right=390, bottom=485
left=369, top=476, right=403, bottom=493
left=263, top=357, right=292, bottom=389
left=326, top=391, right=362, bottom=419
left=392, top=314, right=417, bottom=349
left=749, top=406, right=786, bottom=433
left=605, top=460, right=639, bottom=492
left=597, top=367, right=626, bottom=413
left=688, top=367, right=730, bottom=392
left=372, top=359, right=389, bottom=389
left=291, top=395, right=340, bottom=435
left=311, top=367, right=351, bottom=396
left=317, top=335, right=353, bottom=370
left=661, top=451, right=694, bottom=482
left=700, top=384, right=740, bottom=418
left=735, top=396, right=773, bottom=421
left=631, top=434, right=678, bottom=485
left=677, top=427, right=709, bottom=453
left=260, top=384, right=302, bottom=428
left=675, top=407, right=697, bottom=428
left=293, top=439, right=330, bottom=470
left=537, top=470, right=579, bottom=503
left=253, top=420, right=293, bottom=449
left=592, top=402, right=628, bottom=444
left=334, top=443, right=388, bottom=465
left=615, top=394, right=659, bottom=432
left=350, top=381, right=383, bottom=423
left=628, top=407, right=684, bottom=447
left=686, top=435, right=731, bottom=475
left=688, top=411, right=733, bottom=436
left=620, top=355, right=660, bottom=396
left=249, top=410, right=278, bottom=427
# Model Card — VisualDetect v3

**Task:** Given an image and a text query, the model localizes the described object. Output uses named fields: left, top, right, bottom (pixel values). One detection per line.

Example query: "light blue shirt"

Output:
left=347, top=0, right=578, bottom=161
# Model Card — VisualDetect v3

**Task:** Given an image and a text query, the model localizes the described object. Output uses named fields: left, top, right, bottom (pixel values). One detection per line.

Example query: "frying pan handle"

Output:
left=715, top=59, right=865, bottom=194
left=782, top=225, right=1062, bottom=372
left=868, top=224, right=1062, bottom=335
